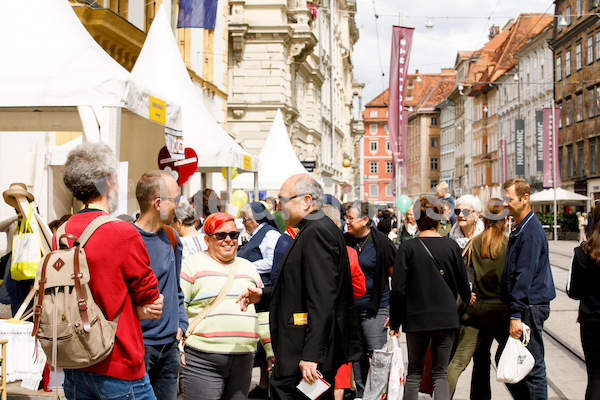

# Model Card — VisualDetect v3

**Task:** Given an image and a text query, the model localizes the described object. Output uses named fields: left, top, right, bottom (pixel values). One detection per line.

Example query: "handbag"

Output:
left=496, top=323, right=535, bottom=383
left=387, top=336, right=405, bottom=400
left=11, top=205, right=42, bottom=281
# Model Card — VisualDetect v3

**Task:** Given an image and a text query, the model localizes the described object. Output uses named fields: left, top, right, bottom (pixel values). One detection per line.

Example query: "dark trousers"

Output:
left=581, top=320, right=600, bottom=400
left=270, top=370, right=336, bottom=400
left=496, top=305, right=550, bottom=400
left=144, top=340, right=180, bottom=400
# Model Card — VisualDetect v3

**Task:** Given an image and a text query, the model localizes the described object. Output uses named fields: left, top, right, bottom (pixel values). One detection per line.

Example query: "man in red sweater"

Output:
left=59, top=142, right=164, bottom=400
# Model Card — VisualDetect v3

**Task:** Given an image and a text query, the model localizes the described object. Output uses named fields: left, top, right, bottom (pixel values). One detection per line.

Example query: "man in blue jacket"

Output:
left=500, top=178, right=556, bottom=399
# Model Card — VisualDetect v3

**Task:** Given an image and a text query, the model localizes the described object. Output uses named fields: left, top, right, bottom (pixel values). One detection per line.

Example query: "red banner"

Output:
left=543, top=107, right=561, bottom=188
left=388, top=26, right=414, bottom=191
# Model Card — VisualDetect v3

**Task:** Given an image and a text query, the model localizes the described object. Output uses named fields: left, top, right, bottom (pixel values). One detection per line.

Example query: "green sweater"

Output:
left=468, top=235, right=508, bottom=302
left=181, top=252, right=273, bottom=357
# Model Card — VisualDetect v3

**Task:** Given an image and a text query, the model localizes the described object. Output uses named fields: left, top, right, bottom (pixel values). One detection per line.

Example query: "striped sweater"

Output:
left=181, top=251, right=273, bottom=357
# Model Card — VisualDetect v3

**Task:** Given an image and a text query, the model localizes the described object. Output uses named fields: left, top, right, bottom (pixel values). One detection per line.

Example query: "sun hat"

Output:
left=2, top=183, right=35, bottom=209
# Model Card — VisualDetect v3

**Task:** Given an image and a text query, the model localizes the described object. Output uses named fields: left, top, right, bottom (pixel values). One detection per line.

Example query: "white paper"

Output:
left=296, top=372, right=331, bottom=400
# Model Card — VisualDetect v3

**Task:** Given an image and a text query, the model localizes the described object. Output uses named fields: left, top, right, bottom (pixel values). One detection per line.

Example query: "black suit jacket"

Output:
left=258, top=210, right=362, bottom=376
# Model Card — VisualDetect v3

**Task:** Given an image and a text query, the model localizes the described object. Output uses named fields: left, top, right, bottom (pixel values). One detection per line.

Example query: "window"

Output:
left=559, top=146, right=564, bottom=177
left=431, top=117, right=438, bottom=126
left=566, top=97, right=573, bottom=125
left=370, top=161, right=378, bottom=174
left=577, top=93, right=584, bottom=121
left=596, top=87, right=600, bottom=115
left=566, top=50, right=571, bottom=76
left=578, top=142, right=584, bottom=175
left=386, top=110, right=388, bottom=118
left=430, top=136, right=439, bottom=147
left=588, top=88, right=595, bottom=118
left=556, top=56, right=562, bottom=81
left=430, top=179, right=438, bottom=189
left=369, top=183, right=378, bottom=197
left=567, top=6, right=572, bottom=25
left=430, top=157, right=438, bottom=169
left=384, top=124, right=389, bottom=133
left=591, top=140, right=596, bottom=174
left=369, top=110, right=378, bottom=118
left=597, top=32, right=600, bottom=60
left=369, top=124, right=377, bottom=134
left=588, top=36, right=594, bottom=64
left=577, top=43, right=583, bottom=70
left=386, top=161, right=393, bottom=174
left=385, top=140, right=391, bottom=153
left=568, top=145, right=573, bottom=176
left=386, top=183, right=393, bottom=197
left=370, top=140, right=378, bottom=153
left=577, top=0, right=582, bottom=17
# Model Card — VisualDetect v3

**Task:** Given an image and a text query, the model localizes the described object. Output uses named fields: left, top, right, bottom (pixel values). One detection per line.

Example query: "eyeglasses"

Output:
left=454, top=208, right=474, bottom=217
left=208, top=231, right=240, bottom=241
left=278, top=193, right=309, bottom=204
left=160, top=195, right=184, bottom=204
left=242, top=217, right=254, bottom=223
left=344, top=215, right=360, bottom=222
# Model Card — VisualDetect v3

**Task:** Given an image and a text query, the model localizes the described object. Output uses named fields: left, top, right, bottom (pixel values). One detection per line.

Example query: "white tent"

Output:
left=234, top=109, right=309, bottom=191
left=530, top=187, right=592, bottom=205
left=131, top=6, right=258, bottom=174
left=0, top=0, right=183, bottom=220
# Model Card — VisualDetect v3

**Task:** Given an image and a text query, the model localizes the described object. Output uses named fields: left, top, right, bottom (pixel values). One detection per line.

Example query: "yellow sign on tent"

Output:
left=149, top=96, right=166, bottom=124
left=243, top=155, right=252, bottom=170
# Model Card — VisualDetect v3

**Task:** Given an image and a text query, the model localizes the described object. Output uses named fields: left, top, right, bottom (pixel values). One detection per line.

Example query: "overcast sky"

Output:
left=353, top=0, right=556, bottom=104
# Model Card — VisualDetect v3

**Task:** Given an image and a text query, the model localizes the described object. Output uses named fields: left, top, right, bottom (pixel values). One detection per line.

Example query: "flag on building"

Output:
left=543, top=107, right=561, bottom=188
left=177, top=0, right=219, bottom=29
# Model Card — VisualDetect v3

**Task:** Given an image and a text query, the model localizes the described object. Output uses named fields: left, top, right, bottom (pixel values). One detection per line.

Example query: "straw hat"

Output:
left=2, top=183, right=35, bottom=209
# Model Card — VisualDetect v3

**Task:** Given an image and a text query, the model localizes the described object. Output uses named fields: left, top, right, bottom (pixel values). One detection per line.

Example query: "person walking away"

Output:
left=173, top=202, right=206, bottom=258
left=59, top=142, right=164, bottom=400
left=377, top=209, right=393, bottom=236
left=447, top=199, right=508, bottom=398
left=179, top=213, right=273, bottom=400
left=134, top=170, right=189, bottom=400
left=237, top=174, right=362, bottom=400
left=390, top=197, right=473, bottom=400
left=436, top=182, right=456, bottom=225
left=397, top=207, right=419, bottom=246
left=567, top=202, right=600, bottom=400
left=498, top=177, right=556, bottom=399
left=344, top=201, right=397, bottom=398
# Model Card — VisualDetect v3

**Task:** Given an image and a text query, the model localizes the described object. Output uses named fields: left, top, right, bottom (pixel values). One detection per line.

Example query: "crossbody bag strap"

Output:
left=184, top=259, right=239, bottom=339
left=417, top=238, right=447, bottom=280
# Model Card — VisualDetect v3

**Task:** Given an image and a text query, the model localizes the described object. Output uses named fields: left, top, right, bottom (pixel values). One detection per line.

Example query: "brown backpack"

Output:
left=32, top=215, right=120, bottom=369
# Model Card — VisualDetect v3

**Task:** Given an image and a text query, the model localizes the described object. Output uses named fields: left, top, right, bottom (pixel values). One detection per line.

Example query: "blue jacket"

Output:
left=501, top=211, right=556, bottom=319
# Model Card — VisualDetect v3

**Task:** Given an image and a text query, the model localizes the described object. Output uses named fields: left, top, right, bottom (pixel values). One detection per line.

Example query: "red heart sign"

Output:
left=158, top=146, right=198, bottom=185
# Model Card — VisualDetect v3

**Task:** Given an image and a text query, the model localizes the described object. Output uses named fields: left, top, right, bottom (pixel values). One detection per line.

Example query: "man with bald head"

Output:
left=238, top=174, right=362, bottom=400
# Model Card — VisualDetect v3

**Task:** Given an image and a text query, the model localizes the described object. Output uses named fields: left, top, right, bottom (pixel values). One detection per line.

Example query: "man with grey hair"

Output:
left=237, top=173, right=362, bottom=400
left=59, top=142, right=163, bottom=400
left=133, top=170, right=188, bottom=400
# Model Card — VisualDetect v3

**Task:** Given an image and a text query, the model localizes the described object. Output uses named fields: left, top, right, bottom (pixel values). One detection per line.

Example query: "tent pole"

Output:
left=227, top=167, right=233, bottom=205
left=254, top=172, right=259, bottom=201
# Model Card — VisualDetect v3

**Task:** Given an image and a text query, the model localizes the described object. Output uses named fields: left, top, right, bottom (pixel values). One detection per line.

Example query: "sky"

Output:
left=353, top=0, right=556, bottom=104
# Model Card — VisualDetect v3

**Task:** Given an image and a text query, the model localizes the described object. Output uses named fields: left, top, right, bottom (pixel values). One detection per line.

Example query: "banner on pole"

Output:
left=543, top=108, right=562, bottom=188
left=536, top=110, right=544, bottom=172
left=515, top=119, right=525, bottom=176
left=388, top=26, right=414, bottom=193
left=177, top=0, right=219, bottom=29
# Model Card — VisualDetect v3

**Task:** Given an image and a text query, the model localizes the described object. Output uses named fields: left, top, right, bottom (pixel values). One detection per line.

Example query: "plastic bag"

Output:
left=496, top=323, right=535, bottom=384
left=11, top=206, right=41, bottom=280
left=364, top=336, right=405, bottom=400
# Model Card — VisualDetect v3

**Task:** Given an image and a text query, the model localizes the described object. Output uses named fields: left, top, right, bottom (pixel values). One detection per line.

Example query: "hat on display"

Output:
left=2, top=183, right=35, bottom=209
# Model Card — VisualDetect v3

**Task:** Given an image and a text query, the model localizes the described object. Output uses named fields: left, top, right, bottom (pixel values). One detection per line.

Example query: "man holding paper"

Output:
left=237, top=174, right=362, bottom=400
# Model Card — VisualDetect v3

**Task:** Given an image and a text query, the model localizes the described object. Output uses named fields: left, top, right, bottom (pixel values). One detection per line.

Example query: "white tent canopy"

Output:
left=530, top=187, right=592, bottom=205
left=234, top=109, right=309, bottom=191
left=131, top=6, right=257, bottom=173
left=0, top=0, right=181, bottom=132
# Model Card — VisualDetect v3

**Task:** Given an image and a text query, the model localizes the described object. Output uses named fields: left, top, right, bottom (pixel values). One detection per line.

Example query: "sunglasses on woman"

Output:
left=208, top=231, right=240, bottom=240
left=454, top=208, right=473, bottom=217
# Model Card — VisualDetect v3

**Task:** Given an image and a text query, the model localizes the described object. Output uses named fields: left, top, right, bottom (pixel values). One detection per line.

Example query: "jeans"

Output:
left=581, top=320, right=600, bottom=400
left=405, top=329, right=456, bottom=400
left=353, top=307, right=389, bottom=396
left=63, top=369, right=156, bottom=400
left=496, top=305, right=550, bottom=400
left=180, top=346, right=254, bottom=400
left=144, top=341, right=180, bottom=400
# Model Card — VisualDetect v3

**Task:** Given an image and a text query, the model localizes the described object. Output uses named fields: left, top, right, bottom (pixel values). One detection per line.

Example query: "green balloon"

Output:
left=396, top=195, right=412, bottom=214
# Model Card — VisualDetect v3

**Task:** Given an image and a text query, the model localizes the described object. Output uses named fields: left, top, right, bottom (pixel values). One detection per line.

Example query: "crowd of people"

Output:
left=0, top=141, right=599, bottom=400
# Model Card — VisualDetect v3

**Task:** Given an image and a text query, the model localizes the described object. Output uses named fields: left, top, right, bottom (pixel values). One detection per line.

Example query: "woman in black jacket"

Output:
left=567, top=202, right=600, bottom=400
left=344, top=201, right=397, bottom=398
left=390, top=197, right=473, bottom=400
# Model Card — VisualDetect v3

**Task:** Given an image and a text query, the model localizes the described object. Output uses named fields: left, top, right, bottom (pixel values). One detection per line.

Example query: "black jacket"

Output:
left=259, top=210, right=362, bottom=376
left=567, top=245, right=600, bottom=323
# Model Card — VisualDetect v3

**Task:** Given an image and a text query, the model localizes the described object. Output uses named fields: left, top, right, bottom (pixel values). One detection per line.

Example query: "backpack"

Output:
left=32, top=215, right=120, bottom=369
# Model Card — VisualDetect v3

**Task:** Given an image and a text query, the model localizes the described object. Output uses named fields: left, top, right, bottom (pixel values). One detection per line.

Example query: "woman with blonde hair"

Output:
left=447, top=199, right=509, bottom=398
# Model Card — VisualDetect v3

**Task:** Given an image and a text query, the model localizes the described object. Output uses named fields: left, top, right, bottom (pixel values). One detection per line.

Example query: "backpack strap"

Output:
left=163, top=225, right=177, bottom=253
left=78, top=215, right=119, bottom=247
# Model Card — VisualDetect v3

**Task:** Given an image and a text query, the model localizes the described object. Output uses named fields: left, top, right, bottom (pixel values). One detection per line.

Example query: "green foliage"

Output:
left=535, top=212, right=578, bottom=232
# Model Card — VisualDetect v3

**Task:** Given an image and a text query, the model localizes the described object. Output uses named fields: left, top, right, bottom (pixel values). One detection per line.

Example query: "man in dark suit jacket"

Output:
left=238, top=174, right=362, bottom=400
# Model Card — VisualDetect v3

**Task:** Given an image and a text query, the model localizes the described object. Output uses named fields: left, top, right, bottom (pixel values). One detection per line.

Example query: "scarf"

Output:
left=449, top=218, right=484, bottom=249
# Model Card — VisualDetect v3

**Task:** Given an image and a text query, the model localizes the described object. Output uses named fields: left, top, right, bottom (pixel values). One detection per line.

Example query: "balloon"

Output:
left=396, top=195, right=412, bottom=214
left=221, top=167, right=238, bottom=180
left=231, top=189, right=248, bottom=208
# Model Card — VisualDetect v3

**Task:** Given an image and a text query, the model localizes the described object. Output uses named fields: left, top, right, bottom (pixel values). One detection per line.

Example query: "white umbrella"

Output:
left=530, top=187, right=591, bottom=205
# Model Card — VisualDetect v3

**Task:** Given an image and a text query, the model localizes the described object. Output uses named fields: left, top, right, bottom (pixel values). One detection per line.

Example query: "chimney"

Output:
left=488, top=25, right=500, bottom=40
left=415, top=69, right=419, bottom=75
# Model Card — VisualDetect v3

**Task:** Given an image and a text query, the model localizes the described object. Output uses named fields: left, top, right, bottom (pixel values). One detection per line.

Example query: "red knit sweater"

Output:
left=55, top=211, right=160, bottom=380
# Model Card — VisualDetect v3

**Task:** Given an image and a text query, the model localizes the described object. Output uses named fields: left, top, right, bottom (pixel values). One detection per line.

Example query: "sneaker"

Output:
left=248, top=385, right=269, bottom=399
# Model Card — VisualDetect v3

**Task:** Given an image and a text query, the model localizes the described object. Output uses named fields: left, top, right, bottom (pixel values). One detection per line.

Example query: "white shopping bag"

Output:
left=363, top=339, right=393, bottom=400
left=387, top=336, right=405, bottom=400
left=496, top=323, right=535, bottom=384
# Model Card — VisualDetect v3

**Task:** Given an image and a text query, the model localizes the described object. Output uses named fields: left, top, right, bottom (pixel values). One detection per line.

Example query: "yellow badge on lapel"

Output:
left=293, top=313, right=308, bottom=325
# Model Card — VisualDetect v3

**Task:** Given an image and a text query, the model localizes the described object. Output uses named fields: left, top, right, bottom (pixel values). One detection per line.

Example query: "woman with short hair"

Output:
left=173, top=202, right=206, bottom=258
